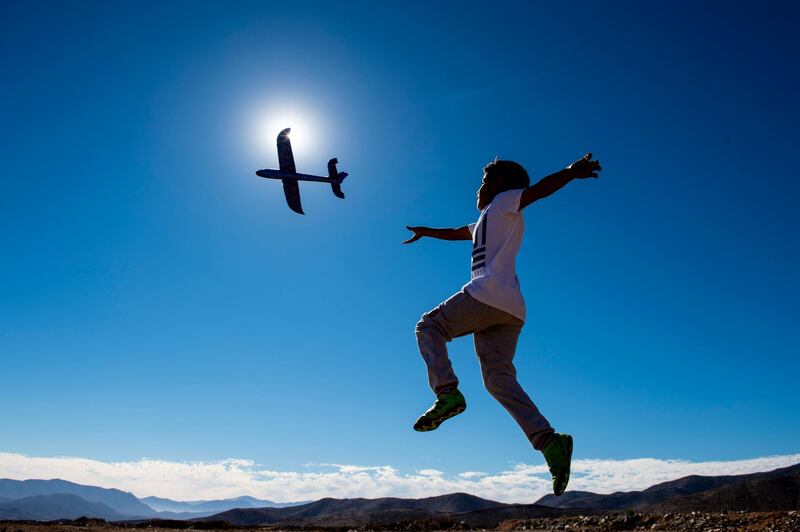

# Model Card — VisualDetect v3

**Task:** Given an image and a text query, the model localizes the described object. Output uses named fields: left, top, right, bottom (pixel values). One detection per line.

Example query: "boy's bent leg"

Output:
left=414, top=290, right=501, bottom=432
left=474, top=321, right=554, bottom=450
left=415, top=290, right=499, bottom=394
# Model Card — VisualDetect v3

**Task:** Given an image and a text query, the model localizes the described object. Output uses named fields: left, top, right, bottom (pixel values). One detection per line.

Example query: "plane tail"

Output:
left=327, top=158, right=348, bottom=199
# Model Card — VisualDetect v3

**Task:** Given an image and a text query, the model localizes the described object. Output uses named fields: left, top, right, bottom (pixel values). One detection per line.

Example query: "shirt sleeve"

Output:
left=492, top=189, right=524, bottom=215
left=467, top=223, right=477, bottom=235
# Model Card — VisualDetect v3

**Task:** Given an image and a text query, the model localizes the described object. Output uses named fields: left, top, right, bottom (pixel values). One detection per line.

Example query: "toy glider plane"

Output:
left=256, top=127, right=348, bottom=214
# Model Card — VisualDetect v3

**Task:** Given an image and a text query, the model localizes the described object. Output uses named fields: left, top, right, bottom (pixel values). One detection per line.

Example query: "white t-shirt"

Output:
left=463, top=188, right=526, bottom=321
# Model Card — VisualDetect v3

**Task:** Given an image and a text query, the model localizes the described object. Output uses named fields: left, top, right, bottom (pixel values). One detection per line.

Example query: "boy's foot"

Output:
left=542, top=433, right=573, bottom=496
left=413, top=388, right=466, bottom=432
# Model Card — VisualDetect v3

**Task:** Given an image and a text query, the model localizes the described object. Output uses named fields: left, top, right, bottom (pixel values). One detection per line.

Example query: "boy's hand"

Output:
left=403, top=225, right=472, bottom=243
left=568, top=152, right=602, bottom=179
left=403, top=226, right=426, bottom=244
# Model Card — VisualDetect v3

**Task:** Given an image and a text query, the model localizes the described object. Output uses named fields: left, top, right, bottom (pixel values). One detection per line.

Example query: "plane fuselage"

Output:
left=256, top=169, right=346, bottom=183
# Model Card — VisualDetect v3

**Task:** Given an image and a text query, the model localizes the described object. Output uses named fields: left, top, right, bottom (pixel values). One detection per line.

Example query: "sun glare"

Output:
left=249, top=104, right=318, bottom=163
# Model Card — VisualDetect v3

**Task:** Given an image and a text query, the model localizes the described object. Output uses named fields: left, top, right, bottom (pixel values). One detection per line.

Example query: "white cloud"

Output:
left=417, top=469, right=444, bottom=477
left=459, top=471, right=488, bottom=479
left=0, top=451, right=797, bottom=504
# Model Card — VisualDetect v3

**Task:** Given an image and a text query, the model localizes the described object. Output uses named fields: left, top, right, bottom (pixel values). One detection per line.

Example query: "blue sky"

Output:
left=1, top=0, right=798, bottom=500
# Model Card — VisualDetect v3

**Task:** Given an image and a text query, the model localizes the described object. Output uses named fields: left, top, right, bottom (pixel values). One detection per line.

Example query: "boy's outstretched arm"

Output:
left=519, top=152, right=601, bottom=210
left=403, top=225, right=472, bottom=244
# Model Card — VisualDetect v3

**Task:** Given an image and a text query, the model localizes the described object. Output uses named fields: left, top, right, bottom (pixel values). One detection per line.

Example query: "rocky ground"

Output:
left=2, top=511, right=800, bottom=531
left=496, top=510, right=800, bottom=531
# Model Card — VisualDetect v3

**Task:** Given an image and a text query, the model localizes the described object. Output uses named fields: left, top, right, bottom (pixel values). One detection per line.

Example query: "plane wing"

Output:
left=278, top=128, right=303, bottom=213
left=282, top=178, right=304, bottom=214
left=277, top=128, right=296, bottom=174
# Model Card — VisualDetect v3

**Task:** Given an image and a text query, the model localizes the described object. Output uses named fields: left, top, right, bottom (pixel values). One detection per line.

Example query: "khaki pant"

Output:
left=415, top=289, right=554, bottom=450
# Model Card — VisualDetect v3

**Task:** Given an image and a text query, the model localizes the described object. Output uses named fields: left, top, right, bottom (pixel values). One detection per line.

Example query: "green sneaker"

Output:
left=542, top=433, right=573, bottom=496
left=413, top=388, right=466, bottom=432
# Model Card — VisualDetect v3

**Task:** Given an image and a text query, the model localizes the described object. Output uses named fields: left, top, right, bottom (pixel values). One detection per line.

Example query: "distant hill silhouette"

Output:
left=201, top=492, right=506, bottom=526
left=0, top=479, right=303, bottom=522
left=0, top=480, right=301, bottom=520
left=647, top=469, right=800, bottom=512
left=535, top=462, right=800, bottom=511
left=0, top=479, right=155, bottom=517
left=141, top=494, right=302, bottom=513
left=198, top=493, right=603, bottom=528
left=0, top=493, right=125, bottom=521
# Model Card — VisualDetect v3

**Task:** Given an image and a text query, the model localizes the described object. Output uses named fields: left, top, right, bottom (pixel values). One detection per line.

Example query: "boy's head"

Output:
left=477, top=159, right=530, bottom=210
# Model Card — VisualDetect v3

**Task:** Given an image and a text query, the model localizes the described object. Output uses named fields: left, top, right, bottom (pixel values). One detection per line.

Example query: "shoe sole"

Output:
left=413, top=404, right=466, bottom=432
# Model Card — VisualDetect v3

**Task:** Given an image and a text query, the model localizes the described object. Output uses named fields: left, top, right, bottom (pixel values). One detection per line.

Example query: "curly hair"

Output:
left=483, top=159, right=530, bottom=191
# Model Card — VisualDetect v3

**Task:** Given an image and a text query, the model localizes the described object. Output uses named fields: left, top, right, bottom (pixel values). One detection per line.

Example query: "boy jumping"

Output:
left=403, top=153, right=601, bottom=496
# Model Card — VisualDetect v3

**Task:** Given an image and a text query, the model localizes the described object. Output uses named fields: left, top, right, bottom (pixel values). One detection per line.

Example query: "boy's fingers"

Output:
left=585, top=152, right=592, bottom=160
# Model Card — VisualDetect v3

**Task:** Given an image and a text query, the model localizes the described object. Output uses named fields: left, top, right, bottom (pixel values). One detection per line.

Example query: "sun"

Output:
left=249, top=105, right=318, bottom=161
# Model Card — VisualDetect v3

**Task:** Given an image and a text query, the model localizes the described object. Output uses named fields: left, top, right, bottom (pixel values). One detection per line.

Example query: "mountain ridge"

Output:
left=199, top=492, right=506, bottom=526
left=140, top=494, right=304, bottom=513
left=0, top=479, right=153, bottom=517
left=0, top=494, right=125, bottom=521
left=535, top=462, right=800, bottom=510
